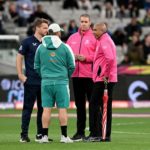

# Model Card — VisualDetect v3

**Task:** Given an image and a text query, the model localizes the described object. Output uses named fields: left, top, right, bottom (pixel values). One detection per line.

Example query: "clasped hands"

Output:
left=75, top=54, right=86, bottom=62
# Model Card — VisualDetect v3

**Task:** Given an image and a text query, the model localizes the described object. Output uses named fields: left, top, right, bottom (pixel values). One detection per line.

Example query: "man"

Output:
left=34, top=23, right=75, bottom=143
left=67, top=14, right=96, bottom=141
left=16, top=0, right=34, bottom=26
left=86, top=23, right=117, bottom=142
left=16, top=18, right=49, bottom=142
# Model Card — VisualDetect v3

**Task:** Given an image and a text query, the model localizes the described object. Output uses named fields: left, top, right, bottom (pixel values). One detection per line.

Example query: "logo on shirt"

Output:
left=32, top=43, right=37, bottom=46
left=19, top=45, right=23, bottom=51
left=102, top=46, right=107, bottom=49
left=50, top=52, right=56, bottom=57
left=85, top=40, right=89, bottom=45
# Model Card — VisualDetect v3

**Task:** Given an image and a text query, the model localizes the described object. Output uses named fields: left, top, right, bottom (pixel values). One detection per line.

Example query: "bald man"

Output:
left=85, top=23, right=117, bottom=142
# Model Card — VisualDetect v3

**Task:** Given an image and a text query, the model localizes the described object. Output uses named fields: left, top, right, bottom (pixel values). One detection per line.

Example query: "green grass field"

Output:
left=0, top=108, right=150, bottom=150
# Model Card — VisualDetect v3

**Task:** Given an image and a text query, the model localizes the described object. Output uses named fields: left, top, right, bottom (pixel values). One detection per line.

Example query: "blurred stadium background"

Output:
left=0, top=0, right=150, bottom=149
left=1, top=0, right=150, bottom=109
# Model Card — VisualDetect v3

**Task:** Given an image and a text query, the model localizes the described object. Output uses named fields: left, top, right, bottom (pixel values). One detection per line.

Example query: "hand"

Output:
left=18, top=74, right=27, bottom=83
left=103, top=77, right=109, bottom=84
left=75, top=54, right=79, bottom=61
left=77, top=55, right=86, bottom=62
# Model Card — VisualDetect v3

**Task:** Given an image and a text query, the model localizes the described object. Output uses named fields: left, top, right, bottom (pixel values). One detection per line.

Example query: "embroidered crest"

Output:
left=50, top=52, right=56, bottom=57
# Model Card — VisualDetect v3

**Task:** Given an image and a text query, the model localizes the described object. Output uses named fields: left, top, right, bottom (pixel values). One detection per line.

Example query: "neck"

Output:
left=80, top=28, right=90, bottom=35
left=34, top=32, right=42, bottom=42
left=98, top=32, right=106, bottom=39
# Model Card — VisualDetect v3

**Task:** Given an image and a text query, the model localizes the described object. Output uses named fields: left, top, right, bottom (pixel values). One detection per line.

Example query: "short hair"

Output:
left=33, top=18, right=49, bottom=28
left=80, top=14, right=91, bottom=20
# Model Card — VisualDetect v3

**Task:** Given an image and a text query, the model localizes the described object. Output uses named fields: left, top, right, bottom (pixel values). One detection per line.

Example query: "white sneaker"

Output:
left=60, top=135, right=73, bottom=143
left=39, top=135, right=49, bottom=143
left=35, top=134, right=42, bottom=142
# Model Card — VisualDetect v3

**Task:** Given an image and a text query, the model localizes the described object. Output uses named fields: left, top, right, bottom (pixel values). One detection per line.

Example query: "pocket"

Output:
left=97, top=66, right=101, bottom=76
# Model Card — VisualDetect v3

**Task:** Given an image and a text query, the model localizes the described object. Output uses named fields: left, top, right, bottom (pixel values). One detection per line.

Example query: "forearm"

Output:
left=16, top=53, right=23, bottom=76
left=16, top=53, right=27, bottom=82
left=85, top=55, right=94, bottom=63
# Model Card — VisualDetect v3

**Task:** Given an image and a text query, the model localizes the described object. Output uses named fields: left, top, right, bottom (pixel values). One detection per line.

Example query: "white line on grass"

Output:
left=112, top=122, right=144, bottom=126
left=85, top=122, right=145, bottom=131
left=113, top=131, right=150, bottom=135
left=0, top=113, right=150, bottom=118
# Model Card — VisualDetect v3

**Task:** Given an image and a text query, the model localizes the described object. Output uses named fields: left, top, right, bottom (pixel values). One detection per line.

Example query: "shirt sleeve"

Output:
left=65, top=44, right=75, bottom=78
left=18, top=39, right=28, bottom=56
left=101, top=40, right=114, bottom=78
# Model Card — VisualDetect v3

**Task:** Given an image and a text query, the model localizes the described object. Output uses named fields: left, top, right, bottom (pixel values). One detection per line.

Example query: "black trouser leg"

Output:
left=21, top=84, right=36, bottom=137
left=89, top=82, right=103, bottom=137
left=89, top=82, right=115, bottom=138
left=73, top=78, right=86, bottom=135
left=106, top=83, right=115, bottom=138
left=36, top=86, right=43, bottom=135
left=86, top=79, right=94, bottom=132
left=72, top=78, right=93, bottom=135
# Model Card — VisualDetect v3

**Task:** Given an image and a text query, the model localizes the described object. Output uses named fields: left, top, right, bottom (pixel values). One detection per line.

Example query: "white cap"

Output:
left=48, top=23, right=64, bottom=32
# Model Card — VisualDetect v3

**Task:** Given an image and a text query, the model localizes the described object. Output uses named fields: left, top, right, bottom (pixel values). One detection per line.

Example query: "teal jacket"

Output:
left=34, top=35, right=75, bottom=85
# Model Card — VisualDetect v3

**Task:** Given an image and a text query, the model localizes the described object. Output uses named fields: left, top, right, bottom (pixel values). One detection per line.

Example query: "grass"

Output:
left=0, top=108, right=150, bottom=150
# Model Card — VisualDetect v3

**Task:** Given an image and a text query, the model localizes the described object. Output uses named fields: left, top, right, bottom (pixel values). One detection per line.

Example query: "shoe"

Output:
left=35, top=134, right=42, bottom=142
left=20, top=136, right=30, bottom=142
left=60, top=135, right=73, bottom=143
left=71, top=133, right=85, bottom=142
left=39, top=135, right=49, bottom=143
left=35, top=134, right=53, bottom=142
left=83, top=136, right=101, bottom=142
left=101, top=137, right=111, bottom=142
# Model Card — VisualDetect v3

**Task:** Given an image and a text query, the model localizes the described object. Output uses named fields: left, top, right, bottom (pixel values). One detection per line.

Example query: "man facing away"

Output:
left=16, top=18, right=49, bottom=142
left=85, top=23, right=117, bottom=142
left=67, top=14, right=97, bottom=141
left=34, top=23, right=75, bottom=143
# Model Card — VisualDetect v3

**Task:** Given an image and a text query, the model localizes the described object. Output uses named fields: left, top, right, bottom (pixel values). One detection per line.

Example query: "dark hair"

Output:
left=33, top=18, right=49, bottom=29
left=80, top=14, right=91, bottom=20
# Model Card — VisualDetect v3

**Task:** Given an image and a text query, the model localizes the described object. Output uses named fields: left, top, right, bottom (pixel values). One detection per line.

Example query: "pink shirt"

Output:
left=93, top=33, right=118, bottom=82
left=67, top=28, right=96, bottom=78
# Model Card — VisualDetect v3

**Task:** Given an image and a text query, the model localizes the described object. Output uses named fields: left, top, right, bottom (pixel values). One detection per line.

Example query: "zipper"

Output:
left=78, top=35, right=84, bottom=77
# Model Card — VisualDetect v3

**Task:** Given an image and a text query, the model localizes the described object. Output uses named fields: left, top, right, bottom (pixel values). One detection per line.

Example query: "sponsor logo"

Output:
left=0, top=79, right=24, bottom=103
left=50, top=52, right=56, bottom=57
left=85, top=40, right=89, bottom=45
left=128, top=81, right=148, bottom=102
left=32, top=43, right=37, bottom=46
left=19, top=45, right=22, bottom=51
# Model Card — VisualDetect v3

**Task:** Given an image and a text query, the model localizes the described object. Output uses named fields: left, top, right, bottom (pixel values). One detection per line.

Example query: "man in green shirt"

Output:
left=34, top=23, right=75, bottom=143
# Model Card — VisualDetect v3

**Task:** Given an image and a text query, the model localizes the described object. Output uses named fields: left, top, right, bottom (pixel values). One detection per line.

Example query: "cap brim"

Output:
left=60, top=28, right=64, bottom=32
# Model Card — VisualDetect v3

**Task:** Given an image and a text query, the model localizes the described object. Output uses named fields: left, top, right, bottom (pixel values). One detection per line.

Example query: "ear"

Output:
left=89, top=21, right=91, bottom=26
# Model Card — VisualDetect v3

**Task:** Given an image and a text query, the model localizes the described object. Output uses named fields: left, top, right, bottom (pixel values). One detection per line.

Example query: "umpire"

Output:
left=16, top=18, right=49, bottom=142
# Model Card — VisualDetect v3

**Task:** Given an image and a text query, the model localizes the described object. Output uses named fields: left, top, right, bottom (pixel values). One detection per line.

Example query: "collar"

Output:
left=78, top=28, right=91, bottom=36
left=98, top=32, right=107, bottom=40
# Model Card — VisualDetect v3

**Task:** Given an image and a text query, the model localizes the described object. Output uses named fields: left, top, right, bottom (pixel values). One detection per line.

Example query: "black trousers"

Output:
left=72, top=77, right=93, bottom=135
left=21, top=84, right=43, bottom=137
left=89, top=82, right=115, bottom=138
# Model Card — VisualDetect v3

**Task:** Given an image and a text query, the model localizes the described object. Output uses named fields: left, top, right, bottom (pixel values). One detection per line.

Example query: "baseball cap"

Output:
left=48, top=23, right=64, bottom=32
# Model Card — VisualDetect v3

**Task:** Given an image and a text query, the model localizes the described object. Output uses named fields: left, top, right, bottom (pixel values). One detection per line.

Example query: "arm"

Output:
left=77, top=40, right=96, bottom=62
left=77, top=54, right=94, bottom=62
left=66, top=36, right=78, bottom=61
left=65, top=45, right=75, bottom=78
left=84, top=53, right=94, bottom=63
left=16, top=53, right=27, bottom=83
left=101, top=41, right=115, bottom=78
